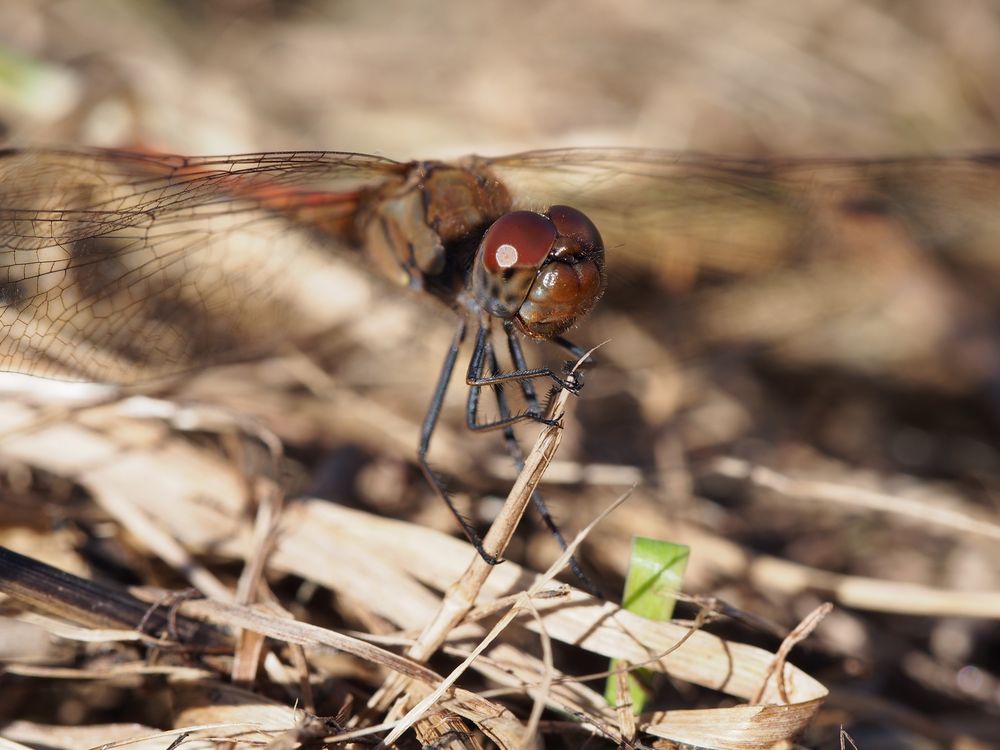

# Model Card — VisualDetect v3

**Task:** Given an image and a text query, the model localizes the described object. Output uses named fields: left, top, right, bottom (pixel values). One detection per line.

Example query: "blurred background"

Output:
left=1, top=1, right=999, bottom=748
left=2, top=0, right=999, bottom=157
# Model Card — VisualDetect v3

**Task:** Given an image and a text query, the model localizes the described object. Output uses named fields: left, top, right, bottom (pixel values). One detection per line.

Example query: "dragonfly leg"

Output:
left=465, top=322, right=580, bottom=433
left=468, top=321, right=582, bottom=393
left=466, top=336, right=556, bottom=431
left=552, top=333, right=598, bottom=368
left=504, top=321, right=543, bottom=413
left=418, top=317, right=500, bottom=566
left=503, top=322, right=591, bottom=433
left=487, top=338, right=603, bottom=599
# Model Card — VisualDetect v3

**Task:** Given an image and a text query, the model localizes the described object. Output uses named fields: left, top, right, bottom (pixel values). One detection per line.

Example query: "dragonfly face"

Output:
left=472, top=205, right=606, bottom=339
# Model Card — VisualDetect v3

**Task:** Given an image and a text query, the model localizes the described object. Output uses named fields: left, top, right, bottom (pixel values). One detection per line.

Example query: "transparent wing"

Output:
left=0, top=149, right=406, bottom=384
left=5, top=146, right=1000, bottom=393
left=484, top=148, right=1000, bottom=277
left=484, top=149, right=1000, bottom=389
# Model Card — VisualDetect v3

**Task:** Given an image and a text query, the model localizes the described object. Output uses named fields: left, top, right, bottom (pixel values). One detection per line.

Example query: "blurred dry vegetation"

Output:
left=0, top=1, right=999, bottom=749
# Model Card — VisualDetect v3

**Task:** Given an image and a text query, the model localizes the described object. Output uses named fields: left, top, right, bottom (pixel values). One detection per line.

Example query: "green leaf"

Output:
left=604, top=536, right=690, bottom=714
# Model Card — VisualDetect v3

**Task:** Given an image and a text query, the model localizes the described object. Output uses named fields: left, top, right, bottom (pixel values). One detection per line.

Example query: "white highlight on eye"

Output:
left=495, top=243, right=519, bottom=268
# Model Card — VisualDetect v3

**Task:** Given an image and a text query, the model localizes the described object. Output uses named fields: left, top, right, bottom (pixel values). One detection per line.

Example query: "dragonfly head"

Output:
left=472, top=205, right=606, bottom=339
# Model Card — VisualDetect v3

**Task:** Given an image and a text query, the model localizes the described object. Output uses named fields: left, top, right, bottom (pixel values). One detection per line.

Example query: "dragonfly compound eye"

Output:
left=473, top=210, right=558, bottom=319
left=473, top=206, right=606, bottom=338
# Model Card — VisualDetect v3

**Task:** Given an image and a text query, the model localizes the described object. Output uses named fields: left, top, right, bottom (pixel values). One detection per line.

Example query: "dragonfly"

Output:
left=2, top=147, right=1000, bottom=570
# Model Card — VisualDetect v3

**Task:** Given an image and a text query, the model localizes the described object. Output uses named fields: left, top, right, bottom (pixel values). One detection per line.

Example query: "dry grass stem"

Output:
left=710, top=457, right=1000, bottom=542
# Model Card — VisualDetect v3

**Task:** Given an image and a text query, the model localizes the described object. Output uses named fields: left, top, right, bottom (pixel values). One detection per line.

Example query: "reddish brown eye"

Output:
left=547, top=205, right=601, bottom=249
left=480, top=211, right=557, bottom=273
left=514, top=205, right=606, bottom=338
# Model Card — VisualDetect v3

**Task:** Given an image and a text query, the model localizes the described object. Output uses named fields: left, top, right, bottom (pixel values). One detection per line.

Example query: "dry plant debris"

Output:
left=1, top=389, right=826, bottom=749
left=1, top=2, right=999, bottom=748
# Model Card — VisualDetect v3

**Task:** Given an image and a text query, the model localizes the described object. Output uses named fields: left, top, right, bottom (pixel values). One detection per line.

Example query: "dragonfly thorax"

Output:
left=359, top=163, right=512, bottom=301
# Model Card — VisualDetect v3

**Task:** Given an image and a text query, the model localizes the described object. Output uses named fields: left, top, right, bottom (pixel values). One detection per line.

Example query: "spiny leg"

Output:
left=503, top=320, right=544, bottom=414
left=418, top=317, right=500, bottom=565
left=466, top=320, right=581, bottom=397
left=466, top=321, right=583, bottom=433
